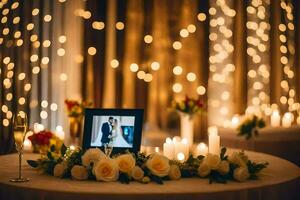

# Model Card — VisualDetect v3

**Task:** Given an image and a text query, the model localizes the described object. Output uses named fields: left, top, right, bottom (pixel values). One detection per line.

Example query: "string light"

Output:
left=245, top=0, right=270, bottom=118
left=58, top=35, right=67, bottom=43
left=144, top=35, right=153, bottom=44
left=32, top=8, right=39, bottom=16
left=44, top=15, right=52, bottom=22
left=197, top=13, right=207, bottom=21
left=173, top=66, right=183, bottom=75
left=88, top=47, right=97, bottom=55
left=116, top=22, right=124, bottom=30
left=92, top=21, right=105, bottom=30
left=186, top=72, right=196, bottom=82
left=60, top=73, right=68, bottom=81
left=110, top=59, right=119, bottom=68
left=208, top=0, right=236, bottom=127
left=172, top=41, right=182, bottom=50
left=129, top=63, right=139, bottom=72
left=57, top=48, right=66, bottom=56
left=137, top=71, right=145, bottom=79
left=172, top=83, right=183, bottom=93
left=150, top=62, right=160, bottom=71
left=197, top=86, right=206, bottom=95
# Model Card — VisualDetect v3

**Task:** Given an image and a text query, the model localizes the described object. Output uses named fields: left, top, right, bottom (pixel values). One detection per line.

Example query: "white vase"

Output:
left=180, top=113, right=194, bottom=147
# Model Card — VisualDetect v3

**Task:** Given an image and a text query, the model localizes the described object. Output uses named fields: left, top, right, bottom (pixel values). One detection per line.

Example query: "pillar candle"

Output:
left=173, top=137, right=189, bottom=161
left=180, top=138, right=189, bottom=159
left=208, top=126, right=220, bottom=155
left=177, top=152, right=185, bottom=163
left=271, top=110, right=281, bottom=127
left=155, top=147, right=160, bottom=153
left=282, top=112, right=293, bottom=128
left=163, top=138, right=174, bottom=159
left=195, top=142, right=208, bottom=157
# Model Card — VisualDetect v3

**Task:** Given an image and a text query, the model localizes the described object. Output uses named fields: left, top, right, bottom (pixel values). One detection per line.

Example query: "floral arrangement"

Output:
left=27, top=145, right=268, bottom=184
left=28, top=130, right=63, bottom=154
left=65, top=99, right=93, bottom=117
left=172, top=95, right=204, bottom=115
left=237, top=115, right=266, bottom=139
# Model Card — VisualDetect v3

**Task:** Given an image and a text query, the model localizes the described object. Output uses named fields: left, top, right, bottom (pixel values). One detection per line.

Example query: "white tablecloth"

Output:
left=219, top=125, right=300, bottom=165
left=0, top=150, right=299, bottom=200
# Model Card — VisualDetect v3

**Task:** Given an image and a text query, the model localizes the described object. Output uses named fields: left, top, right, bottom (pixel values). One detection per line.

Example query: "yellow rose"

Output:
left=146, top=154, right=170, bottom=177
left=53, top=163, right=66, bottom=178
left=71, top=165, right=89, bottom=181
left=179, top=102, right=186, bottom=111
left=217, top=160, right=230, bottom=175
left=198, top=162, right=211, bottom=177
left=82, top=148, right=106, bottom=168
left=115, top=154, right=136, bottom=173
left=203, top=154, right=221, bottom=170
left=168, top=165, right=181, bottom=180
left=131, top=166, right=144, bottom=181
left=233, top=167, right=250, bottom=182
left=93, top=158, right=119, bottom=182
left=229, top=152, right=248, bottom=167
left=142, top=176, right=150, bottom=184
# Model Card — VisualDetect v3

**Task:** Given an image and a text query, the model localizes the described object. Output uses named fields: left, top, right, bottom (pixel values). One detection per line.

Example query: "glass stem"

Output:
left=18, top=149, right=22, bottom=179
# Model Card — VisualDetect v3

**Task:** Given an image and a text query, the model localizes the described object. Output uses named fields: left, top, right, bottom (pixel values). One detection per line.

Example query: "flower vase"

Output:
left=180, top=113, right=194, bottom=147
left=69, top=116, right=82, bottom=145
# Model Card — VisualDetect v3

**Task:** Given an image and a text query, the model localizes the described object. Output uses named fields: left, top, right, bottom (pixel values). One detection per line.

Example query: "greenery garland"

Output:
left=237, top=115, right=266, bottom=139
left=28, top=144, right=268, bottom=184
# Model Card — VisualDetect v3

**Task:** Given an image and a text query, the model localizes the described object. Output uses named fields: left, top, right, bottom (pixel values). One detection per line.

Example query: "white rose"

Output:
left=53, top=163, right=66, bottom=178
left=229, top=152, right=248, bottom=167
left=115, top=154, right=136, bottom=173
left=71, top=165, right=89, bottom=181
left=217, top=160, right=230, bottom=175
left=93, top=158, right=119, bottom=182
left=81, top=148, right=106, bottom=168
left=146, top=154, right=170, bottom=177
left=203, top=154, right=221, bottom=170
left=233, top=167, right=250, bottom=182
left=198, top=162, right=211, bottom=177
left=168, top=165, right=181, bottom=180
left=131, top=166, right=144, bottom=181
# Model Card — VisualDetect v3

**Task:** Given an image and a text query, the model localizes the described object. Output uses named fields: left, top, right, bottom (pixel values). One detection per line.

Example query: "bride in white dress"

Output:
left=111, top=119, right=131, bottom=148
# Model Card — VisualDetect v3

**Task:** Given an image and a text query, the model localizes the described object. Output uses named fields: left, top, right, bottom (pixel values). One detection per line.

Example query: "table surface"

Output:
left=0, top=149, right=300, bottom=200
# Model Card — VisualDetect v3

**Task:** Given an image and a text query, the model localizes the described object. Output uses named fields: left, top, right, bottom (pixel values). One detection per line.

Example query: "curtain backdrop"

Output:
left=0, top=0, right=83, bottom=154
left=1, top=0, right=300, bottom=154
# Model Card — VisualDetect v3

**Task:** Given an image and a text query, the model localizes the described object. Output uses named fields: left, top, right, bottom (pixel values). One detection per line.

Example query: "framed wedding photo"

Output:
left=82, top=109, right=144, bottom=153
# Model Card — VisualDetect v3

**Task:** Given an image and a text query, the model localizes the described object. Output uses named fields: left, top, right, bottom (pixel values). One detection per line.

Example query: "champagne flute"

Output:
left=10, top=111, right=30, bottom=182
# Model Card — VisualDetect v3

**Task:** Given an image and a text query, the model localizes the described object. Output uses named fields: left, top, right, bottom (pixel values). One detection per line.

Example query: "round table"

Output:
left=219, top=126, right=300, bottom=166
left=0, top=150, right=299, bottom=200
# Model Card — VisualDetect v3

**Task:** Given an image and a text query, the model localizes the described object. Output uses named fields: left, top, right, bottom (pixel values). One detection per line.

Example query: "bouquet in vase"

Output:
left=172, top=95, right=204, bottom=146
left=28, top=130, right=63, bottom=154
left=64, top=100, right=93, bottom=143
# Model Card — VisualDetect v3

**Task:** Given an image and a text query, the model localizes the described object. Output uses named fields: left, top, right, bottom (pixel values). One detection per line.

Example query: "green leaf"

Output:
left=61, top=143, right=67, bottom=155
left=150, top=175, right=163, bottom=184
left=119, top=173, right=131, bottom=184
left=50, top=145, right=56, bottom=152
left=47, top=151, right=53, bottom=160
left=220, top=147, right=227, bottom=160
left=27, top=160, right=39, bottom=168
left=197, top=155, right=205, bottom=160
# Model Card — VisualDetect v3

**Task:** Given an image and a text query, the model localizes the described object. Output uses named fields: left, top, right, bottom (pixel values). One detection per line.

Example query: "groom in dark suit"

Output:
left=101, top=117, right=114, bottom=145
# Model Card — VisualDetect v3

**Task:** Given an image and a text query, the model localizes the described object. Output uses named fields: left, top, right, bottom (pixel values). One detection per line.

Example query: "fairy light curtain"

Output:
left=82, top=0, right=210, bottom=139
left=0, top=0, right=83, bottom=154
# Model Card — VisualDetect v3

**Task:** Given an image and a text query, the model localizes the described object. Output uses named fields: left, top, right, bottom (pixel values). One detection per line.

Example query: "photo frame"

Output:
left=82, top=109, right=144, bottom=153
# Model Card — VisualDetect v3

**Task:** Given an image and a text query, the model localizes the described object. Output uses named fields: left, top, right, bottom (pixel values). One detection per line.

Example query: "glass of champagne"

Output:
left=10, top=111, right=30, bottom=182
